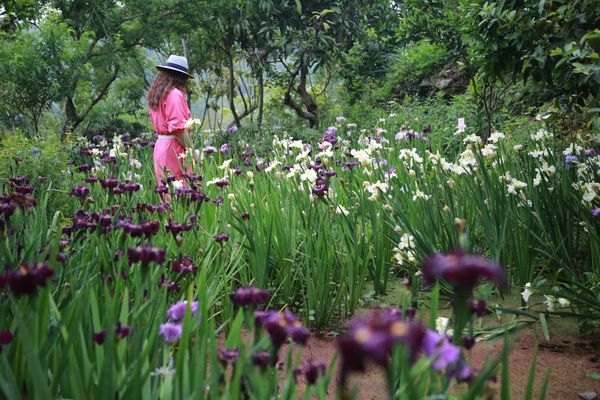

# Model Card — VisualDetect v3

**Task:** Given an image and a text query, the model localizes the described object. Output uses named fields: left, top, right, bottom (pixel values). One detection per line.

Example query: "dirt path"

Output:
left=297, top=318, right=600, bottom=399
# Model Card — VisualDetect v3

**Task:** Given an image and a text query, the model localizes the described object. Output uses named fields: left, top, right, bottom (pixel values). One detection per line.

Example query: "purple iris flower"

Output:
left=218, top=348, right=241, bottom=365
left=167, top=300, right=199, bottom=322
left=220, top=144, right=230, bottom=154
left=159, top=322, right=182, bottom=342
left=592, top=208, right=600, bottom=217
left=423, top=330, right=461, bottom=370
left=565, top=154, right=578, bottom=170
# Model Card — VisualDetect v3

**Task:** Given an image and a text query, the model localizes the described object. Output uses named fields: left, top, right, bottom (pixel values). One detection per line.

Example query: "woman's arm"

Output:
left=173, top=129, right=187, bottom=148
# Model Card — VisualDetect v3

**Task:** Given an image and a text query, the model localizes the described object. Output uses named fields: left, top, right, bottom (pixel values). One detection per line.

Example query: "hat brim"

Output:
left=156, top=65, right=195, bottom=79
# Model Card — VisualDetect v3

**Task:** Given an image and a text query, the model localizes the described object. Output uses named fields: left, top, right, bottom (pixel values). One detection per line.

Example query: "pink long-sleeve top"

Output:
left=149, top=88, right=191, bottom=135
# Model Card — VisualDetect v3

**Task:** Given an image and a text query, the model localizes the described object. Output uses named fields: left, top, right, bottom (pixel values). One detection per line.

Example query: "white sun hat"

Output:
left=156, top=55, right=194, bottom=79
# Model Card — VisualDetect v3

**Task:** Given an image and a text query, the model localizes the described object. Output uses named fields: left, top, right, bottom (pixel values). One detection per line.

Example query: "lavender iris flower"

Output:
left=159, top=322, right=183, bottom=342
left=423, top=330, right=461, bottom=370
left=565, top=154, right=578, bottom=170
left=167, top=300, right=199, bottom=322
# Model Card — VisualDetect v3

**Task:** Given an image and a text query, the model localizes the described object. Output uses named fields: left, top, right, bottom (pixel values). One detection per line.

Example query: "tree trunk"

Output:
left=283, top=57, right=318, bottom=128
left=62, top=96, right=79, bottom=139
left=257, top=70, right=264, bottom=129
left=225, top=48, right=241, bottom=128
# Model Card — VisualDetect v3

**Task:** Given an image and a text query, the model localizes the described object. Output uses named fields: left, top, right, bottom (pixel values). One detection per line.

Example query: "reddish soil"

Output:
left=296, top=317, right=600, bottom=399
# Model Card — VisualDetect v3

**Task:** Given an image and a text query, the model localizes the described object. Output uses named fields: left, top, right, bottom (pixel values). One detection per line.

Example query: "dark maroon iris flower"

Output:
left=156, top=186, right=169, bottom=194
left=0, top=330, right=13, bottom=345
left=421, top=250, right=506, bottom=291
left=56, top=252, right=68, bottom=263
left=115, top=322, right=131, bottom=339
left=14, top=186, right=34, bottom=195
left=230, top=285, right=271, bottom=307
left=183, top=173, right=202, bottom=182
left=127, top=245, right=166, bottom=266
left=166, top=220, right=193, bottom=235
left=295, top=359, right=326, bottom=385
left=0, top=262, right=54, bottom=297
left=99, top=178, right=119, bottom=189
left=171, top=256, right=198, bottom=274
left=463, top=335, right=475, bottom=350
left=215, top=178, right=229, bottom=188
left=342, top=161, right=359, bottom=170
left=255, top=310, right=310, bottom=349
left=468, top=299, right=488, bottom=317
left=218, top=348, right=241, bottom=365
left=77, top=164, right=92, bottom=173
left=120, top=182, right=141, bottom=193
left=158, top=276, right=181, bottom=293
left=93, top=330, right=107, bottom=345
left=69, top=185, right=90, bottom=198
left=9, top=176, right=29, bottom=186
left=215, top=233, right=229, bottom=243
left=252, top=350, right=274, bottom=368
left=338, top=308, right=426, bottom=373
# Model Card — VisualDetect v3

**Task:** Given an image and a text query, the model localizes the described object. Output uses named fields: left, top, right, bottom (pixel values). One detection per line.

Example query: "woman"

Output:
left=147, top=55, right=194, bottom=187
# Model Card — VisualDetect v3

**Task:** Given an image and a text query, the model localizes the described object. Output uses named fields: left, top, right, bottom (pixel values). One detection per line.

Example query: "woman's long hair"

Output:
left=147, top=69, right=189, bottom=110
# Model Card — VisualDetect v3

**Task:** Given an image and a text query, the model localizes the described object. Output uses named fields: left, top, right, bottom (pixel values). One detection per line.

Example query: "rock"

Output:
left=579, top=391, right=598, bottom=400
left=435, top=78, right=454, bottom=90
left=419, top=62, right=470, bottom=97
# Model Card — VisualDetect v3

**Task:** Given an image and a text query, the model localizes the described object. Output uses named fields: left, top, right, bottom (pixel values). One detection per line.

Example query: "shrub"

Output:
left=0, top=130, right=74, bottom=216
left=375, top=40, right=451, bottom=101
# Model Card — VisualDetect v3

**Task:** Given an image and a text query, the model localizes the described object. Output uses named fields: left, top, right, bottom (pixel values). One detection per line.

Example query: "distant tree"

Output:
left=461, top=0, right=600, bottom=130
left=0, top=21, right=70, bottom=135
left=270, top=1, right=371, bottom=128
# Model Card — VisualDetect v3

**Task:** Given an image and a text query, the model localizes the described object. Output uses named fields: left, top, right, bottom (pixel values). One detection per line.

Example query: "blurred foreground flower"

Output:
left=421, top=249, right=506, bottom=291
left=294, top=359, right=326, bottom=385
left=218, top=348, right=240, bottom=365
left=167, top=300, right=199, bottom=322
left=255, top=310, right=310, bottom=349
left=159, top=322, right=182, bottom=342
left=423, top=331, right=460, bottom=370
left=0, top=262, right=54, bottom=297
left=230, top=285, right=271, bottom=307
left=0, top=330, right=14, bottom=351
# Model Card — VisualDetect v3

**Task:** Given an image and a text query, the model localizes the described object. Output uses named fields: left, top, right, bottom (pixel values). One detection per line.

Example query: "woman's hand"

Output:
left=173, top=129, right=187, bottom=148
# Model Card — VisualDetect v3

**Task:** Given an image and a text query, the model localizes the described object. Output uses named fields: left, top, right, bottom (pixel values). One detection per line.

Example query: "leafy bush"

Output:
left=461, top=0, right=600, bottom=131
left=375, top=40, right=451, bottom=101
left=0, top=130, right=74, bottom=215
